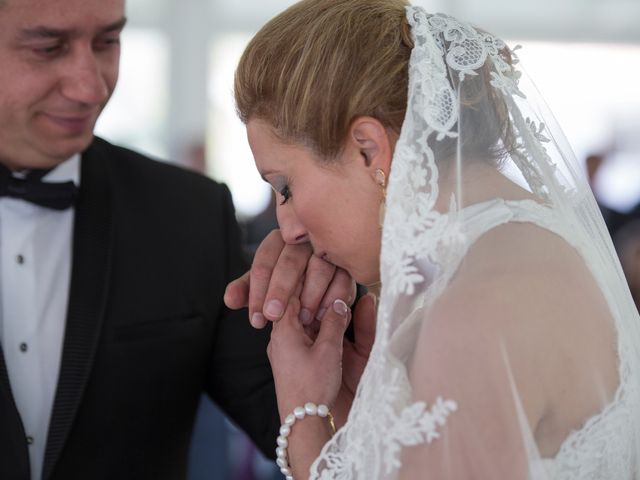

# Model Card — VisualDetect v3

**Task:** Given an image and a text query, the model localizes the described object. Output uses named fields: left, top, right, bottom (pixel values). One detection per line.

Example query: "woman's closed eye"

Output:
left=264, top=174, right=292, bottom=205
left=279, top=185, right=291, bottom=205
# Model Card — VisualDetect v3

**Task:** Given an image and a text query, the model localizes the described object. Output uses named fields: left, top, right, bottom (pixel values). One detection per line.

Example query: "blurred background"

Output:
left=94, top=0, right=640, bottom=478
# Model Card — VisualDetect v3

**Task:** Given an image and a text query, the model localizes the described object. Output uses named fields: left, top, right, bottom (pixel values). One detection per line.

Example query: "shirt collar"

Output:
left=41, top=154, right=81, bottom=186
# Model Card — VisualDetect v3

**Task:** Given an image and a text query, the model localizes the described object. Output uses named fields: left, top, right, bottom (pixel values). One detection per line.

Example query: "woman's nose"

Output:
left=277, top=204, right=309, bottom=245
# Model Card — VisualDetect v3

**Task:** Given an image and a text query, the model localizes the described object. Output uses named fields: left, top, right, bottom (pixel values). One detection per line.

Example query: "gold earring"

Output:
left=375, top=169, right=387, bottom=227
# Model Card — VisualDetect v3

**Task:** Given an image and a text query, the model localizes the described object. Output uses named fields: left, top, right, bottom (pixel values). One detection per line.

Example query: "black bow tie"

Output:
left=0, top=163, right=78, bottom=210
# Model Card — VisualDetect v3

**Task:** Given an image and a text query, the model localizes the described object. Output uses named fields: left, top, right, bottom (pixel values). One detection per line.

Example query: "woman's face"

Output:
left=247, top=118, right=383, bottom=286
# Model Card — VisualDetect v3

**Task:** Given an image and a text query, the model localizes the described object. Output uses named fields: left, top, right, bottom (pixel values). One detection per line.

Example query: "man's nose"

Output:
left=59, top=49, right=110, bottom=106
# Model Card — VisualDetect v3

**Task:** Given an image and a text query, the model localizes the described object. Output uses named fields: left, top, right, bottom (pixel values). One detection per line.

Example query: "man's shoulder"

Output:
left=85, top=136, right=228, bottom=196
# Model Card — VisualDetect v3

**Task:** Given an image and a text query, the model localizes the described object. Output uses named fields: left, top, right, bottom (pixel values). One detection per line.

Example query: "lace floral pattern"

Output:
left=308, top=6, right=639, bottom=479
left=313, top=367, right=457, bottom=480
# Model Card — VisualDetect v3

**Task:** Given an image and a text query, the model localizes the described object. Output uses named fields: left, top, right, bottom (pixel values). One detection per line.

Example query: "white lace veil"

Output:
left=310, top=6, right=640, bottom=479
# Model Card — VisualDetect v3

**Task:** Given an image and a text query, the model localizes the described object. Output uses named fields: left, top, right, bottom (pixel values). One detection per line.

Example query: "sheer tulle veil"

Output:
left=309, top=6, right=640, bottom=479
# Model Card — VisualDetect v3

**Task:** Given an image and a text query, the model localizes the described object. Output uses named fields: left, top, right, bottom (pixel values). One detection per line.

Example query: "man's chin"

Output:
left=50, top=132, right=94, bottom=155
left=31, top=133, right=95, bottom=168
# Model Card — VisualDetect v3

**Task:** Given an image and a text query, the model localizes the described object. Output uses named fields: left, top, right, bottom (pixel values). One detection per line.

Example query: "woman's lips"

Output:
left=317, top=252, right=330, bottom=263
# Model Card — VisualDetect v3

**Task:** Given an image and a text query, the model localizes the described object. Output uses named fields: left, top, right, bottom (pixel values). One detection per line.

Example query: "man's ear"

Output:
left=348, top=116, right=393, bottom=175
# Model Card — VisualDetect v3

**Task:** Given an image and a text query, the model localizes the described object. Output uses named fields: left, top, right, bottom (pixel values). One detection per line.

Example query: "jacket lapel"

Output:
left=43, top=140, right=114, bottom=480
left=0, top=343, right=31, bottom=479
left=0, top=345, right=13, bottom=406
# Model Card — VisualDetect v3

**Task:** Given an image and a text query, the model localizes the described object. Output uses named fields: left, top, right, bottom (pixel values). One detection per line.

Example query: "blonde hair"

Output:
left=235, top=0, right=515, bottom=165
left=235, top=0, right=412, bottom=159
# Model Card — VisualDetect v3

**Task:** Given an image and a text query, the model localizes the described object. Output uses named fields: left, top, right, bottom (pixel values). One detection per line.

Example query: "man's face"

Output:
left=0, top=0, right=125, bottom=170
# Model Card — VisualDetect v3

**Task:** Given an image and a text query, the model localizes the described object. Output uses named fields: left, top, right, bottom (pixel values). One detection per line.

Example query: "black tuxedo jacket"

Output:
left=0, top=137, right=279, bottom=479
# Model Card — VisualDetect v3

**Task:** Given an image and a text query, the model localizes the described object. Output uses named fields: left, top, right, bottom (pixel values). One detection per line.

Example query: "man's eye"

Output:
left=33, top=44, right=64, bottom=57
left=279, top=185, right=291, bottom=205
left=95, top=36, right=121, bottom=50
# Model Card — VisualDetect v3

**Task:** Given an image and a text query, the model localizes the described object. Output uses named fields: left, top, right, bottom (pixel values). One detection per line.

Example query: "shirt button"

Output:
left=26, top=436, right=34, bottom=445
left=19, top=343, right=28, bottom=353
left=16, top=254, right=25, bottom=265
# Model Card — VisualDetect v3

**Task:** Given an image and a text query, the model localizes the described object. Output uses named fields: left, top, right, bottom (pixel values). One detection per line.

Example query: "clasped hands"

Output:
left=224, top=230, right=376, bottom=426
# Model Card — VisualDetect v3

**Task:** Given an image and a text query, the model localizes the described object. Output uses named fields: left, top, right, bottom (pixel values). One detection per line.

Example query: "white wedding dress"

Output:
left=453, top=199, right=639, bottom=479
left=308, top=7, right=640, bottom=480
left=310, top=196, right=640, bottom=479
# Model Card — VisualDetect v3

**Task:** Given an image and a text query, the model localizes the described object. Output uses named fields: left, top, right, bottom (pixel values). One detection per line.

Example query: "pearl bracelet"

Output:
left=275, top=402, right=336, bottom=480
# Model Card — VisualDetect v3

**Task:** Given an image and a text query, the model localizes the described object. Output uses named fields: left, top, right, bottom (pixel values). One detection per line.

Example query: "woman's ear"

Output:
left=348, top=116, right=393, bottom=175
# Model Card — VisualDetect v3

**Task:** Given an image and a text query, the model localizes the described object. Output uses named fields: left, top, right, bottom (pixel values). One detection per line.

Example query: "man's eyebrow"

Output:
left=17, top=17, right=127, bottom=40
left=17, top=26, right=70, bottom=40
left=101, top=17, right=128, bottom=34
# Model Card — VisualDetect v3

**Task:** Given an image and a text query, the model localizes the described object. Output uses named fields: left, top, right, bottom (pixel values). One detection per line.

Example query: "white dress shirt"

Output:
left=0, top=155, right=80, bottom=480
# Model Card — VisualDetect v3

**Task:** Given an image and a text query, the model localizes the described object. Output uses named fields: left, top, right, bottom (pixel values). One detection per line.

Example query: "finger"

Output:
left=263, top=242, right=312, bottom=321
left=248, top=230, right=286, bottom=327
left=271, top=297, right=312, bottom=347
left=314, top=299, right=351, bottom=350
left=314, top=268, right=356, bottom=321
left=272, top=297, right=301, bottom=333
left=268, top=298, right=302, bottom=363
left=223, top=271, right=250, bottom=310
left=351, top=294, right=377, bottom=355
left=299, top=256, right=336, bottom=325
left=303, top=319, right=321, bottom=341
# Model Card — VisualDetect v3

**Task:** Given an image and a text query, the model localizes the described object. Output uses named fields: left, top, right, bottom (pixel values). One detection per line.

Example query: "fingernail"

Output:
left=333, top=299, right=349, bottom=316
left=265, top=300, right=284, bottom=319
left=315, top=307, right=327, bottom=321
left=366, top=293, right=378, bottom=309
left=251, top=312, right=265, bottom=328
left=300, top=308, right=312, bottom=325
